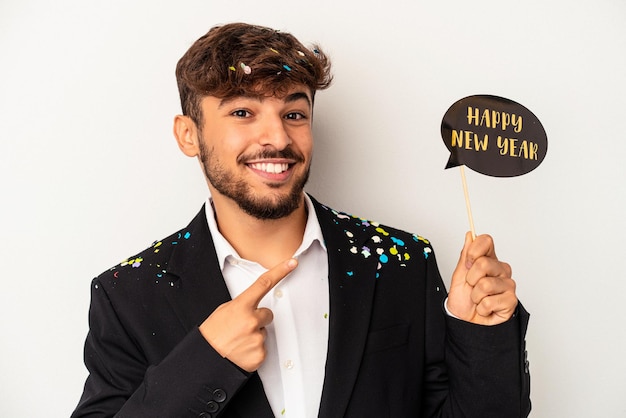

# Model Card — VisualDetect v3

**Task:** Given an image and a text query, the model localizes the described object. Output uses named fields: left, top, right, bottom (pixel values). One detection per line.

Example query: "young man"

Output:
left=72, top=23, right=530, bottom=417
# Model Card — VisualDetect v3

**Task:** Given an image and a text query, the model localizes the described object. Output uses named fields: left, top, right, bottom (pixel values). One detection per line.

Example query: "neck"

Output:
left=210, top=192, right=308, bottom=269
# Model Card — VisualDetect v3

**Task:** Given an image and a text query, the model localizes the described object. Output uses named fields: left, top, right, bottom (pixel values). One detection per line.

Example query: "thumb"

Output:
left=451, top=231, right=474, bottom=287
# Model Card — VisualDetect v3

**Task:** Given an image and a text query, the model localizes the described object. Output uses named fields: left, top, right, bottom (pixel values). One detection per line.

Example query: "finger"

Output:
left=451, top=231, right=474, bottom=284
left=465, top=234, right=497, bottom=269
left=470, top=276, right=517, bottom=305
left=238, top=258, right=298, bottom=308
left=466, top=257, right=512, bottom=287
left=474, top=291, right=518, bottom=321
left=255, top=307, right=274, bottom=329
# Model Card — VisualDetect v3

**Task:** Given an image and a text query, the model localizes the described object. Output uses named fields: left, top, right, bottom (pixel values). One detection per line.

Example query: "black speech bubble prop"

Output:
left=441, top=95, right=547, bottom=177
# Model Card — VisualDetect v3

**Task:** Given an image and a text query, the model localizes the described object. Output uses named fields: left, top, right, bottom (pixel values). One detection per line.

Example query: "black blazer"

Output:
left=72, top=196, right=530, bottom=417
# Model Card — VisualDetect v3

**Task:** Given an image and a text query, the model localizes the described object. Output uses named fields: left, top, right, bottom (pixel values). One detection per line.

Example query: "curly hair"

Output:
left=175, top=23, right=333, bottom=126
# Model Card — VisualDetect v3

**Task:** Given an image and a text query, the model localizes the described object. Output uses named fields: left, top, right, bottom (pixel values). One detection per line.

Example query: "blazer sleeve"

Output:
left=71, top=277, right=250, bottom=418
left=422, top=251, right=531, bottom=418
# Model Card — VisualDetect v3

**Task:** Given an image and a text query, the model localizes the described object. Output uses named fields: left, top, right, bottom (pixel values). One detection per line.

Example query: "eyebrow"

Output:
left=218, top=91, right=312, bottom=108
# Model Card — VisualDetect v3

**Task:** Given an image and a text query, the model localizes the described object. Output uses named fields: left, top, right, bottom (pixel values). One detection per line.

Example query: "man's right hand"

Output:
left=199, top=258, right=298, bottom=372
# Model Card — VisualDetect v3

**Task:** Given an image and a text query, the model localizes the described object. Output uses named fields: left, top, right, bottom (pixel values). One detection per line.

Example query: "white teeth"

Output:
left=250, top=162, right=289, bottom=174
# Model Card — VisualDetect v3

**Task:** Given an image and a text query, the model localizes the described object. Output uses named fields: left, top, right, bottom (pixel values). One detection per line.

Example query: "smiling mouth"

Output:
left=248, top=162, right=290, bottom=174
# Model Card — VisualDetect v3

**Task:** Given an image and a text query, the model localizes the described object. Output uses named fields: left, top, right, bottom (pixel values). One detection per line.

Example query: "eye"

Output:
left=231, top=109, right=251, bottom=118
left=285, top=112, right=306, bottom=120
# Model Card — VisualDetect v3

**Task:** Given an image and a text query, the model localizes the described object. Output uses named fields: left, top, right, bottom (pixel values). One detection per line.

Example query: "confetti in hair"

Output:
left=283, top=64, right=292, bottom=71
left=228, top=66, right=236, bottom=72
left=240, top=62, right=252, bottom=74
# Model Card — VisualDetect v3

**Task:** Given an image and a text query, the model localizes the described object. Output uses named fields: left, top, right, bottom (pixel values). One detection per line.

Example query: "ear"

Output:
left=173, top=115, right=200, bottom=157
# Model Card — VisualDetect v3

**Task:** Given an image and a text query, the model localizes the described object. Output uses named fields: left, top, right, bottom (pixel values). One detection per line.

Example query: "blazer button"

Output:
left=206, top=401, right=219, bottom=413
left=198, top=413, right=212, bottom=418
left=213, top=388, right=227, bottom=403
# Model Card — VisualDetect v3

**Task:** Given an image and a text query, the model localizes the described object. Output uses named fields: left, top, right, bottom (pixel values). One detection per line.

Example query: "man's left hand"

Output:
left=447, top=232, right=518, bottom=325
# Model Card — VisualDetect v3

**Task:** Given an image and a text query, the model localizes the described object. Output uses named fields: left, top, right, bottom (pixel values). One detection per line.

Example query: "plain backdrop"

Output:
left=1, top=1, right=625, bottom=416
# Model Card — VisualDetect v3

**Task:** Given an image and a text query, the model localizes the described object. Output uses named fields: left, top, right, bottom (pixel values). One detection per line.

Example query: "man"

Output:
left=72, top=23, right=530, bottom=417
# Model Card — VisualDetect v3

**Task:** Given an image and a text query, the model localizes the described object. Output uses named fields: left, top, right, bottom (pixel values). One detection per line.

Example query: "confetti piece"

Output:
left=240, top=62, right=251, bottom=74
left=391, top=237, right=405, bottom=246
left=282, top=64, right=292, bottom=71
left=297, top=50, right=305, bottom=56
left=270, top=48, right=279, bottom=54
left=375, top=227, right=389, bottom=236
left=229, top=66, right=236, bottom=71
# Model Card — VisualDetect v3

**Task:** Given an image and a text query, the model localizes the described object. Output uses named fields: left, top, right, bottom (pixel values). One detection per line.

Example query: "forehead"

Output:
left=206, top=84, right=313, bottom=108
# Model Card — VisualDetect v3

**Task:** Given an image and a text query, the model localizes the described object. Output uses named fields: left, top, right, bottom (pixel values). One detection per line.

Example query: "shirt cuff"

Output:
left=444, top=297, right=460, bottom=319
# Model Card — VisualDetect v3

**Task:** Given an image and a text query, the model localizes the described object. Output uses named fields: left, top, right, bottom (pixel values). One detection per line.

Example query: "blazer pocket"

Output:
left=364, top=324, right=409, bottom=354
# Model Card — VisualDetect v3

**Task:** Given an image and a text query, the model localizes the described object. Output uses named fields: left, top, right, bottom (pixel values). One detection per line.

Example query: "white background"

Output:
left=1, top=1, right=625, bottom=416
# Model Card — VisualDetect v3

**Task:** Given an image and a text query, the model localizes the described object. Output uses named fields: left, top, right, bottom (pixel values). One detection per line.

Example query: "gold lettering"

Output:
left=497, top=137, right=539, bottom=159
left=529, top=142, right=538, bottom=160
left=464, top=131, right=473, bottom=149
left=451, top=130, right=463, bottom=147
left=480, top=109, right=491, bottom=128
left=467, top=107, right=479, bottom=126
left=492, top=110, right=500, bottom=129
left=512, top=114, right=523, bottom=133
left=519, top=140, right=528, bottom=159
left=497, top=136, right=508, bottom=155
left=508, top=138, right=518, bottom=156
left=451, top=130, right=489, bottom=151
left=502, top=113, right=511, bottom=131
left=476, top=134, right=489, bottom=151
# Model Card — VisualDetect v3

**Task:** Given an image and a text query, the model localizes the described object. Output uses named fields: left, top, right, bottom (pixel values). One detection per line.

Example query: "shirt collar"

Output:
left=205, top=193, right=326, bottom=270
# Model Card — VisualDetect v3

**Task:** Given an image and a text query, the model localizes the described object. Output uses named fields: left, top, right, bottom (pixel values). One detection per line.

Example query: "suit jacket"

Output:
left=72, top=196, right=531, bottom=417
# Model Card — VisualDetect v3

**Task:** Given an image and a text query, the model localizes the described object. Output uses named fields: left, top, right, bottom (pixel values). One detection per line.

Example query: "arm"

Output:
left=71, top=278, right=250, bottom=418
left=72, top=259, right=297, bottom=417
left=422, top=234, right=531, bottom=417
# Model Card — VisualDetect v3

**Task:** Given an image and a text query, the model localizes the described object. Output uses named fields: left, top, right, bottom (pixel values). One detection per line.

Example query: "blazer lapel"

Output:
left=312, top=198, right=380, bottom=417
left=163, top=206, right=273, bottom=417
left=164, top=206, right=231, bottom=330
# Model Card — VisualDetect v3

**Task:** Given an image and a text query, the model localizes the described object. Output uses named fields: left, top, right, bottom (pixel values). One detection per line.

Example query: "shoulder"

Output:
left=93, top=225, right=196, bottom=290
left=312, top=198, right=435, bottom=270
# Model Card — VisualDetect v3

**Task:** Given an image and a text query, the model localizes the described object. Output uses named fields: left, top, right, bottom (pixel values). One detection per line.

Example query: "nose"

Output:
left=258, top=115, right=291, bottom=150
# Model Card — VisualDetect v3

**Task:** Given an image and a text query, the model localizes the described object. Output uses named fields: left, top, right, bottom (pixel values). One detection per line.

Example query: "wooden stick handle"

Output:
left=459, top=165, right=476, bottom=240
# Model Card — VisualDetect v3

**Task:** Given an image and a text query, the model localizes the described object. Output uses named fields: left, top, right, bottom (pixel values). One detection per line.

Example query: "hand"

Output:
left=199, top=258, right=298, bottom=372
left=447, top=232, right=518, bottom=326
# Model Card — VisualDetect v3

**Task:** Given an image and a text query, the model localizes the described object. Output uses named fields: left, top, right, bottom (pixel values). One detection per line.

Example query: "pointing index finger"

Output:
left=238, top=258, right=298, bottom=308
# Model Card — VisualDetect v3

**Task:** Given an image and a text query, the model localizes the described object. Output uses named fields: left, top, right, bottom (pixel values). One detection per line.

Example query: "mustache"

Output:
left=237, top=147, right=305, bottom=164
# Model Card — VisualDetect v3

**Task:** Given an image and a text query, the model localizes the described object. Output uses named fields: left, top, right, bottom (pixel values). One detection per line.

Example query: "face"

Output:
left=196, top=86, right=314, bottom=220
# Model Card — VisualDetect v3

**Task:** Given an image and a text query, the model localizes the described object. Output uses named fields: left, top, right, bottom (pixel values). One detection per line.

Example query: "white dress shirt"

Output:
left=205, top=194, right=329, bottom=417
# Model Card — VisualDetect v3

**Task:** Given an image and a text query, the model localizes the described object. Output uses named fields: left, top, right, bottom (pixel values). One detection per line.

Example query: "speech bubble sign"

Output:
left=441, top=95, right=547, bottom=177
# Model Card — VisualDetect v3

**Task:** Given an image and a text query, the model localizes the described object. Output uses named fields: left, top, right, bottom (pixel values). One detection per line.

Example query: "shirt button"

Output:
left=284, top=359, right=294, bottom=369
left=274, top=288, right=283, bottom=298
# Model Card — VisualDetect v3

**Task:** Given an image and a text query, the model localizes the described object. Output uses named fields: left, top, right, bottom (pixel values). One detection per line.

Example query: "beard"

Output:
left=198, top=141, right=310, bottom=220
